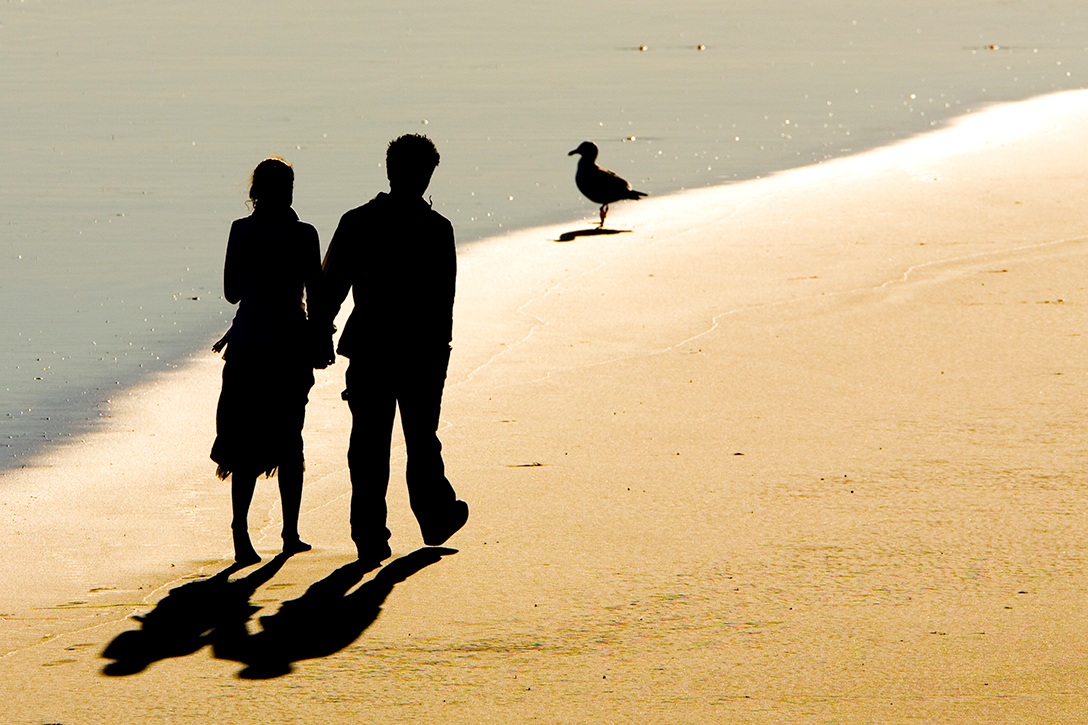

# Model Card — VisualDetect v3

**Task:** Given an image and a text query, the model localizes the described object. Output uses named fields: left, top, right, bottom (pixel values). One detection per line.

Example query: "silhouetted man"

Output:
left=321, top=134, right=469, bottom=564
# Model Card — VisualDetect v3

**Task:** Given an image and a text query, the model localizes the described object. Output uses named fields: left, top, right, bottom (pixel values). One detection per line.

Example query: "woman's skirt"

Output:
left=210, top=344, right=315, bottom=480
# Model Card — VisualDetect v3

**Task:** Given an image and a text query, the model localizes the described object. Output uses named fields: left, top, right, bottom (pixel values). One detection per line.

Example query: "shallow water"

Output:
left=2, top=0, right=1086, bottom=469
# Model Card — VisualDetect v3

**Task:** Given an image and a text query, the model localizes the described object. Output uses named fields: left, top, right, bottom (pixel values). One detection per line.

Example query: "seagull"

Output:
left=568, top=141, right=647, bottom=227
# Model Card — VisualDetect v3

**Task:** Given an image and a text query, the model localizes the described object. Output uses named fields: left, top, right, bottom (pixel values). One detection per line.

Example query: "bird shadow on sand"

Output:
left=553, top=228, right=632, bottom=243
left=100, top=547, right=455, bottom=679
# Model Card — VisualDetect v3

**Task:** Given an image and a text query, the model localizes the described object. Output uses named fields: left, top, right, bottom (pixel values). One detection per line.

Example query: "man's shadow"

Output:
left=213, top=547, right=454, bottom=679
left=553, top=228, right=631, bottom=243
left=101, top=554, right=292, bottom=676
left=101, top=548, right=454, bottom=679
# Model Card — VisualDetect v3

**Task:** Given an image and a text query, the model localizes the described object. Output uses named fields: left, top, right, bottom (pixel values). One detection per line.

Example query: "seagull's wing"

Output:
left=578, top=166, right=640, bottom=204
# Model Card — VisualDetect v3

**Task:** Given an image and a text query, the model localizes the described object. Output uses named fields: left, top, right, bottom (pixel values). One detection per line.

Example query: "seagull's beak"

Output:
left=568, top=149, right=579, bottom=156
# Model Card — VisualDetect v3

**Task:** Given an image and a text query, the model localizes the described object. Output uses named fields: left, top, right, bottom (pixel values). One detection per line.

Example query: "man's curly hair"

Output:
left=386, top=134, right=441, bottom=180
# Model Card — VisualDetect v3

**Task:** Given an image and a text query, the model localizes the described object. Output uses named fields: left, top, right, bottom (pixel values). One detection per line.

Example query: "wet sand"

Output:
left=3, top=91, right=1088, bottom=722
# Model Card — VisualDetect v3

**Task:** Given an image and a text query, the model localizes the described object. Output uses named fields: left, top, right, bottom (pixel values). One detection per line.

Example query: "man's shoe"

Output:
left=356, top=541, right=392, bottom=565
left=422, top=500, right=469, bottom=546
left=282, top=537, right=312, bottom=555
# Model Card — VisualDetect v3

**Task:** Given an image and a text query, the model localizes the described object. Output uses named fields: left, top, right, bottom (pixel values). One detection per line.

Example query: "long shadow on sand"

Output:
left=213, top=547, right=455, bottom=679
left=101, top=548, right=454, bottom=679
left=553, top=228, right=631, bottom=243
left=101, top=554, right=292, bottom=676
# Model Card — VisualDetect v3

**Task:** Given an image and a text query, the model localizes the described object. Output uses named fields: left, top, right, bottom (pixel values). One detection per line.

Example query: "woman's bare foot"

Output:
left=233, top=530, right=261, bottom=566
left=234, top=545, right=261, bottom=566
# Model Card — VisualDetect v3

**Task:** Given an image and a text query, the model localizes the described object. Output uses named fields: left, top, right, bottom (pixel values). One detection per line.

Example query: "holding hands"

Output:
left=311, top=323, right=337, bottom=370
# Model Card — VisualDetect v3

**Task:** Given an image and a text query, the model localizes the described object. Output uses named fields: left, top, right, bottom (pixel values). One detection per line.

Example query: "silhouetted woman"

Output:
left=210, top=157, right=333, bottom=565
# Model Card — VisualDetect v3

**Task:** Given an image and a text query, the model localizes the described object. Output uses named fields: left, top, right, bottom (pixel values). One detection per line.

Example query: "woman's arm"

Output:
left=223, top=219, right=247, bottom=304
left=301, top=222, right=324, bottom=321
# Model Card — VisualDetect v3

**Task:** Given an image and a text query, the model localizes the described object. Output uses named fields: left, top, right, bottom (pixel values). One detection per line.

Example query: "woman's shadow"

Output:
left=101, top=554, right=292, bottom=676
left=101, top=548, right=454, bottom=678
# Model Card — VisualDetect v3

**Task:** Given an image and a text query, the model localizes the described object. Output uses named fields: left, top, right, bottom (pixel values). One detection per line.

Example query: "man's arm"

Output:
left=320, top=211, right=356, bottom=330
left=441, top=218, right=457, bottom=343
left=301, top=222, right=335, bottom=368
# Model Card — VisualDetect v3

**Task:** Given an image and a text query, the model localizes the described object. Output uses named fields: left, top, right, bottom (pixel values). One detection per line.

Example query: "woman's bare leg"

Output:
left=278, top=464, right=311, bottom=554
left=231, top=473, right=261, bottom=565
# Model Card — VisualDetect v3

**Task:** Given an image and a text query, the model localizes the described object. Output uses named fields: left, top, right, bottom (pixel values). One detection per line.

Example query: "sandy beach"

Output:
left=3, top=91, right=1088, bottom=722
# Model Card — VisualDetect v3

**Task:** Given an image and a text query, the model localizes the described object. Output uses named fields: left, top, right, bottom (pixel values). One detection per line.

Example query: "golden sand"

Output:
left=3, top=91, right=1088, bottom=722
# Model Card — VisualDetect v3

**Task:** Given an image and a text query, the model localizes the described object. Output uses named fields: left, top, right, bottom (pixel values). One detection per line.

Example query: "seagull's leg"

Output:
left=599, top=204, right=608, bottom=228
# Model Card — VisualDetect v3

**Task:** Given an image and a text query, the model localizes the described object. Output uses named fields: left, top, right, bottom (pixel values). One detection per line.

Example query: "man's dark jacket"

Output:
left=321, top=192, right=456, bottom=358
